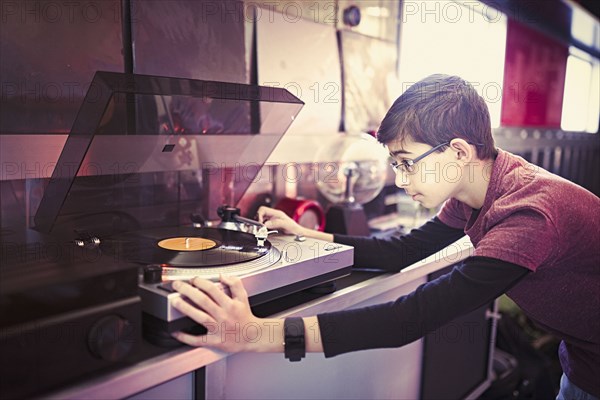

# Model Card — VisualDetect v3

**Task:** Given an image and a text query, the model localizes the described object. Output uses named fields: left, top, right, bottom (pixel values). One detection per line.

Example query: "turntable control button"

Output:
left=294, top=234, right=307, bottom=242
left=87, top=315, right=135, bottom=361
left=143, top=264, right=163, bottom=284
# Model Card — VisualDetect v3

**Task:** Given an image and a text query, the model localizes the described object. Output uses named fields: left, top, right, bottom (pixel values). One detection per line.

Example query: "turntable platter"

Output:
left=105, top=227, right=271, bottom=268
left=157, top=237, right=218, bottom=251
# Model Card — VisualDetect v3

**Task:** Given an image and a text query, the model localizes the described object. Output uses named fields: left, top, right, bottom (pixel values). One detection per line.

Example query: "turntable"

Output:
left=105, top=207, right=352, bottom=346
left=1, top=72, right=352, bottom=398
left=132, top=211, right=352, bottom=345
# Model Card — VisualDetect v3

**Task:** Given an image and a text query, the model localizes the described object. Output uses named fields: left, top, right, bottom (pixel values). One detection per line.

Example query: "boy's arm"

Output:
left=334, top=216, right=465, bottom=272
left=171, top=257, right=528, bottom=356
left=316, top=256, right=529, bottom=357
left=258, top=206, right=465, bottom=272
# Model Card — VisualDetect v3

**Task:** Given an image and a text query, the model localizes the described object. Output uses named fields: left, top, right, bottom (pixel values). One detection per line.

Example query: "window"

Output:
left=561, top=47, right=600, bottom=133
left=398, top=0, right=507, bottom=127
left=570, top=4, right=598, bottom=49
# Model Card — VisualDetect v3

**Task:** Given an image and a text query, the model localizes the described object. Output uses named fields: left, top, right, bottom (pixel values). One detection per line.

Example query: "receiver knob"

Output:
left=87, top=315, right=134, bottom=361
left=143, top=264, right=163, bottom=284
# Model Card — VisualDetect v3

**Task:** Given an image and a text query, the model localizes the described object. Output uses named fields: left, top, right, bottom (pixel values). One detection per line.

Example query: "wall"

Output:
left=1, top=0, right=598, bottom=229
left=0, top=0, right=124, bottom=133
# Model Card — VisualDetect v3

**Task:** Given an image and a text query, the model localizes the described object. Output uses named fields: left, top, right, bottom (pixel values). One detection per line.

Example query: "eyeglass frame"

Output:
left=390, top=141, right=484, bottom=174
left=390, top=142, right=449, bottom=174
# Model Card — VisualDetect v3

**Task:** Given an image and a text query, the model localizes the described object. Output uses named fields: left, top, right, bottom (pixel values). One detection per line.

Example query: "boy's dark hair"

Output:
left=376, top=74, right=497, bottom=160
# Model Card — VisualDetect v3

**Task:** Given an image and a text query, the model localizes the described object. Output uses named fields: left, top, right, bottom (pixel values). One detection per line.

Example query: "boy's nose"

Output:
left=395, top=172, right=410, bottom=188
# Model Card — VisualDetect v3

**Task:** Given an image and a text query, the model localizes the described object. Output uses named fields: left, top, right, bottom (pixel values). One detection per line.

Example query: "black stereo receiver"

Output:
left=0, top=236, right=141, bottom=399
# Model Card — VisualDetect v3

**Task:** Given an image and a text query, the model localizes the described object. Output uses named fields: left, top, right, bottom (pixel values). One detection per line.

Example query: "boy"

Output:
left=171, top=74, right=599, bottom=399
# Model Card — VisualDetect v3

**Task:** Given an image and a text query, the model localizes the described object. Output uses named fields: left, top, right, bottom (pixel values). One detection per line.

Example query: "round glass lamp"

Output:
left=315, top=132, right=388, bottom=235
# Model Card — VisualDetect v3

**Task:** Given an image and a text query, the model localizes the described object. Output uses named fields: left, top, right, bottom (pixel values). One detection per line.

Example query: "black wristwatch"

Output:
left=284, top=317, right=306, bottom=362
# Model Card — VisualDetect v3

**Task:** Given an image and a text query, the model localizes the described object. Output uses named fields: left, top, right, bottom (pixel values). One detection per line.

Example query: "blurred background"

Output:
left=1, top=0, right=598, bottom=234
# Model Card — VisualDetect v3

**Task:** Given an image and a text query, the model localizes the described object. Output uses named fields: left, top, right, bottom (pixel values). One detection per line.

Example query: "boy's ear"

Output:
left=449, top=138, right=475, bottom=162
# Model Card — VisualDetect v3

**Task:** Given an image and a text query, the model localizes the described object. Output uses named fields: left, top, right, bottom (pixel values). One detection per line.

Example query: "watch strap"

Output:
left=284, top=317, right=306, bottom=362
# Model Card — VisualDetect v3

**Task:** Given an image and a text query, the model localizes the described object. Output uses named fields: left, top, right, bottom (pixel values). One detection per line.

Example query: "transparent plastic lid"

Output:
left=34, top=72, right=303, bottom=233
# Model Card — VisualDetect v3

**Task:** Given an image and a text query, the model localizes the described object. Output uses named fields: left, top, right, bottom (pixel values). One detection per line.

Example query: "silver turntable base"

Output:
left=139, top=234, right=353, bottom=324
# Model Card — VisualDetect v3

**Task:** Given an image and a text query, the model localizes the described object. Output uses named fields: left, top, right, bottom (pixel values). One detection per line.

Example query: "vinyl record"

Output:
left=104, top=227, right=271, bottom=267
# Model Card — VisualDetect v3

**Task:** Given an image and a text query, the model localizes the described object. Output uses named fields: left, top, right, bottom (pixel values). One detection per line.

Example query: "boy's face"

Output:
left=387, top=137, right=462, bottom=209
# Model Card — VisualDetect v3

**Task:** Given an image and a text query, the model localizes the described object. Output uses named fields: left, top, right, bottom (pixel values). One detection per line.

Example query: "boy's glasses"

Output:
left=390, top=142, right=450, bottom=175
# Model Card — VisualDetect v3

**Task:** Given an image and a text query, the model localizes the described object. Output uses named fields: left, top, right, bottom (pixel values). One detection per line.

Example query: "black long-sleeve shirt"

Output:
left=317, top=217, right=529, bottom=357
left=334, top=216, right=466, bottom=272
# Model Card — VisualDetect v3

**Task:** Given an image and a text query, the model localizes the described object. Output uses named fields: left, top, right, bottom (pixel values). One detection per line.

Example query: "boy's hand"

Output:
left=257, top=206, right=304, bottom=236
left=171, top=275, right=276, bottom=353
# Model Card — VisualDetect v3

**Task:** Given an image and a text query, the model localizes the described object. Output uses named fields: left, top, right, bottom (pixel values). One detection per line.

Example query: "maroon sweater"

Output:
left=439, top=149, right=599, bottom=396
left=318, top=149, right=599, bottom=397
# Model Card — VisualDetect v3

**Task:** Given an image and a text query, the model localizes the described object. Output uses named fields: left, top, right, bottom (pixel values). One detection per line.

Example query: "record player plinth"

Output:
left=138, top=233, right=353, bottom=344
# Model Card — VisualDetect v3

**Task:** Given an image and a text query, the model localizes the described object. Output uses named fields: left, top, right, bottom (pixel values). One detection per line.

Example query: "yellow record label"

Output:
left=157, top=237, right=217, bottom=251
